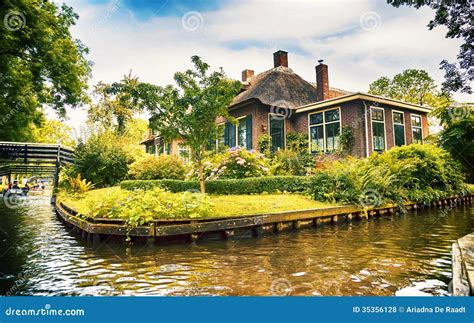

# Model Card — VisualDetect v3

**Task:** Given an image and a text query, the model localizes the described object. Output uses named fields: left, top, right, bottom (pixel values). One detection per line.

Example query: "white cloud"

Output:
left=54, top=0, right=470, bottom=131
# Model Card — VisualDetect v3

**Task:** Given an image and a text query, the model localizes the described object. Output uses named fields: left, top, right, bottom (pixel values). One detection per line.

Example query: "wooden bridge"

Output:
left=0, top=141, right=75, bottom=188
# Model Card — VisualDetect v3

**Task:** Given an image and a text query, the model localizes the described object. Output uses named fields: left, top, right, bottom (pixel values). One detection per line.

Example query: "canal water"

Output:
left=0, top=196, right=472, bottom=296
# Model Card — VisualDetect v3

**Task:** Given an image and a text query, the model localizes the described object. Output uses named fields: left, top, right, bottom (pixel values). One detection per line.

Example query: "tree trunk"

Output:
left=198, top=161, right=206, bottom=193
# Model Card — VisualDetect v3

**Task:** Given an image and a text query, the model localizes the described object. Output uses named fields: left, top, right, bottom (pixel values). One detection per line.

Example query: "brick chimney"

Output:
left=241, top=69, right=254, bottom=82
left=273, top=50, right=288, bottom=68
left=316, top=60, right=329, bottom=101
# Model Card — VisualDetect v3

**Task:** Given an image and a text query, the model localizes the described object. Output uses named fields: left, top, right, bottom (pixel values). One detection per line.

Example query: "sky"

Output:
left=50, top=0, right=470, bottom=131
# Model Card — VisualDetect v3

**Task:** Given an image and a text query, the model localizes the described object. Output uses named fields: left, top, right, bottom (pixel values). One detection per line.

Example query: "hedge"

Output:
left=120, top=176, right=309, bottom=194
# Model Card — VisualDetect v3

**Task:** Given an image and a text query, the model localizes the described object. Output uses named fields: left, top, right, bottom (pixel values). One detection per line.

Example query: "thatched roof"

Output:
left=230, top=66, right=351, bottom=109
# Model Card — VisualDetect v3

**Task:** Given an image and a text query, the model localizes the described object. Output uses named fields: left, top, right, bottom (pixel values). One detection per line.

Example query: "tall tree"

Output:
left=88, top=72, right=142, bottom=134
left=368, top=69, right=450, bottom=107
left=431, top=103, right=473, bottom=182
left=144, top=56, right=241, bottom=193
left=33, top=119, right=76, bottom=148
left=388, top=0, right=472, bottom=94
left=0, top=0, right=91, bottom=141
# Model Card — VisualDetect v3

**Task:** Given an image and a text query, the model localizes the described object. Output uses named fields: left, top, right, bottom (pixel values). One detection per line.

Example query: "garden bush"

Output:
left=188, top=147, right=270, bottom=180
left=121, top=176, right=309, bottom=194
left=128, top=155, right=186, bottom=180
left=271, top=150, right=306, bottom=176
left=307, top=144, right=469, bottom=206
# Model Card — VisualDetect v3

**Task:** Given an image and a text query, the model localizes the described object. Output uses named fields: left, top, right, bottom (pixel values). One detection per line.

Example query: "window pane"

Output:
left=372, top=122, right=385, bottom=152
left=310, top=112, right=323, bottom=125
left=325, top=123, right=340, bottom=152
left=393, top=112, right=404, bottom=124
left=237, top=117, right=247, bottom=147
left=325, top=109, right=340, bottom=122
left=270, top=117, right=284, bottom=152
left=412, top=128, right=422, bottom=144
left=371, top=108, right=384, bottom=121
left=394, top=124, right=405, bottom=146
left=310, top=125, right=324, bottom=153
left=411, top=115, right=421, bottom=127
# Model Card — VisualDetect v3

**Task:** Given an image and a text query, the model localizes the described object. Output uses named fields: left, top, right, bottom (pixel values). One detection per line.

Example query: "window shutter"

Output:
left=224, top=122, right=235, bottom=147
left=246, top=115, right=252, bottom=150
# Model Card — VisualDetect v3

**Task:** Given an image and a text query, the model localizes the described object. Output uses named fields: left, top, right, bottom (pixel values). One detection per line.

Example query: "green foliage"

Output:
left=431, top=104, right=473, bottom=182
left=257, top=134, right=272, bottom=158
left=79, top=188, right=212, bottom=227
left=88, top=72, right=143, bottom=134
left=201, top=147, right=270, bottom=180
left=128, top=155, right=186, bottom=180
left=271, top=150, right=306, bottom=176
left=0, top=0, right=91, bottom=141
left=74, top=130, right=134, bottom=187
left=368, top=69, right=450, bottom=107
left=66, top=174, right=94, bottom=193
left=33, top=119, right=76, bottom=147
left=307, top=144, right=467, bottom=206
left=121, top=176, right=309, bottom=195
left=338, top=126, right=354, bottom=156
left=141, top=56, right=242, bottom=192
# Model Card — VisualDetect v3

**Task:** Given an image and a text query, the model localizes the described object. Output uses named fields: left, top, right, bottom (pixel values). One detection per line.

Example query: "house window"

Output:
left=237, top=115, right=253, bottom=150
left=308, top=108, right=340, bottom=154
left=178, top=144, right=190, bottom=163
left=223, top=116, right=253, bottom=150
left=411, top=114, right=423, bottom=144
left=269, top=114, right=285, bottom=152
left=371, top=107, right=385, bottom=152
left=392, top=111, right=405, bottom=146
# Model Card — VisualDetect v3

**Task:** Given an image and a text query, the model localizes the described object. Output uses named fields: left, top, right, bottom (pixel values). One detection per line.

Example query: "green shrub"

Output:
left=84, top=188, right=212, bottom=227
left=189, top=147, right=270, bottom=180
left=128, top=155, right=186, bottom=180
left=121, top=176, right=309, bottom=194
left=74, top=131, right=134, bottom=187
left=271, top=150, right=306, bottom=176
left=257, top=134, right=272, bottom=158
left=307, top=144, right=468, bottom=206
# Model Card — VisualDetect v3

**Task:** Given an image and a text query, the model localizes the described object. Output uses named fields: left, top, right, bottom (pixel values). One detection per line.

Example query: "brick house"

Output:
left=142, top=50, right=431, bottom=159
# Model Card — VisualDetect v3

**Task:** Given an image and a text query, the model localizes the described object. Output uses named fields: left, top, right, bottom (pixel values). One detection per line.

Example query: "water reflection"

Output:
left=0, top=196, right=472, bottom=296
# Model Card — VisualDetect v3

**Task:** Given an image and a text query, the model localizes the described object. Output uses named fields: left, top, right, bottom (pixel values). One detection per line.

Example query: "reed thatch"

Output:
left=231, top=66, right=351, bottom=109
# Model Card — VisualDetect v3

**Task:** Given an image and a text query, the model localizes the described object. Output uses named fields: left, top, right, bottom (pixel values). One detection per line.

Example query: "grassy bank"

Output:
left=57, top=187, right=334, bottom=222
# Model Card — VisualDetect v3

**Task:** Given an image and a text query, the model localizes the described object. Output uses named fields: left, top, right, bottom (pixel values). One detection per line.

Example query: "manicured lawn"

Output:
left=58, top=187, right=335, bottom=219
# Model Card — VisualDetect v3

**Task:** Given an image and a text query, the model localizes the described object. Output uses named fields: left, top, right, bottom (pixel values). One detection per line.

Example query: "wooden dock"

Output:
left=55, top=194, right=473, bottom=245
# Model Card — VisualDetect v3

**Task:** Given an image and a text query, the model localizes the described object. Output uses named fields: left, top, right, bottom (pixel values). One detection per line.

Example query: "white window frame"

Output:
left=307, top=107, right=342, bottom=154
left=371, top=106, right=387, bottom=152
left=268, top=113, right=286, bottom=151
left=236, top=115, right=248, bottom=148
left=216, top=122, right=225, bottom=150
left=392, top=110, right=406, bottom=147
left=410, top=113, right=423, bottom=144
left=178, top=144, right=190, bottom=163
